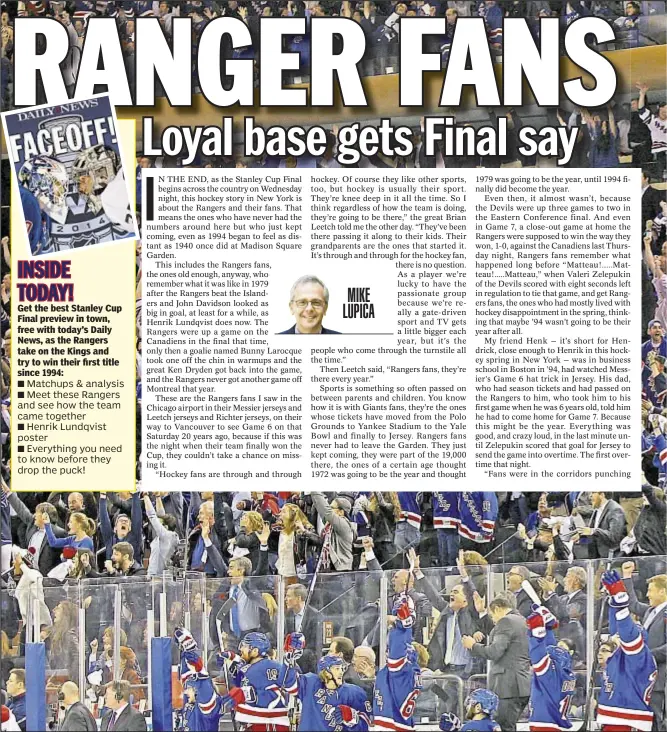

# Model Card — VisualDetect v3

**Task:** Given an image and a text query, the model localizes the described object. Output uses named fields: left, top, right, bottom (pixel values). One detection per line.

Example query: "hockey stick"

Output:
left=216, top=617, right=239, bottom=732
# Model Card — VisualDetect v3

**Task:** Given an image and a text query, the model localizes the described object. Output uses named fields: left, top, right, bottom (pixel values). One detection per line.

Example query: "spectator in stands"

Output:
left=275, top=502, right=320, bottom=579
left=44, top=600, right=79, bottom=681
left=637, top=81, right=667, bottom=170
left=462, top=594, right=531, bottom=732
left=118, top=646, right=145, bottom=701
left=3, top=489, right=65, bottom=575
left=142, top=493, right=179, bottom=576
left=89, top=627, right=128, bottom=686
left=233, top=510, right=265, bottom=570
left=99, top=492, right=142, bottom=563
left=105, top=541, right=146, bottom=577
left=311, top=493, right=355, bottom=571
left=643, top=318, right=667, bottom=360
left=576, top=492, right=627, bottom=559
left=634, top=483, right=667, bottom=557
left=505, top=565, right=534, bottom=617
left=188, top=499, right=222, bottom=575
left=43, top=511, right=95, bottom=553
left=642, top=169, right=666, bottom=226
left=584, top=106, right=620, bottom=168
left=6, top=669, right=25, bottom=732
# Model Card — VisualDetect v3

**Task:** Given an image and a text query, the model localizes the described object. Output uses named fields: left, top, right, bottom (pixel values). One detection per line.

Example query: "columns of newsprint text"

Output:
left=10, top=122, right=137, bottom=492
left=141, top=168, right=639, bottom=491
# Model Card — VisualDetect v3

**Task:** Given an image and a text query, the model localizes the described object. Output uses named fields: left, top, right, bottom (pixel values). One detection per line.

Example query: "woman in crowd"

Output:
left=43, top=511, right=95, bottom=552
left=275, top=502, right=320, bottom=580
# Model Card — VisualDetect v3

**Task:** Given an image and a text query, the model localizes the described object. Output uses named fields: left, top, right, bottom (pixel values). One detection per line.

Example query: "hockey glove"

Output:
left=220, top=686, right=246, bottom=710
left=174, top=627, right=198, bottom=653
left=284, top=632, right=305, bottom=666
left=526, top=611, right=547, bottom=639
left=601, top=570, right=629, bottom=610
left=439, top=712, right=462, bottom=731
left=334, top=705, right=359, bottom=728
left=530, top=603, right=559, bottom=630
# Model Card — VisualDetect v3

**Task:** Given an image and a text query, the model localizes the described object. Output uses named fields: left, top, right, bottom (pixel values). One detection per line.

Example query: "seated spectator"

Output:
left=6, top=669, right=25, bottom=732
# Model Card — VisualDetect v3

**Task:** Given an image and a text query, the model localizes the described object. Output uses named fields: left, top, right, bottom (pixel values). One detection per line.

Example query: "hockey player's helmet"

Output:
left=72, top=144, right=119, bottom=195
left=239, top=632, right=271, bottom=657
left=465, top=688, right=499, bottom=717
left=317, top=655, right=346, bottom=674
left=18, top=155, right=69, bottom=224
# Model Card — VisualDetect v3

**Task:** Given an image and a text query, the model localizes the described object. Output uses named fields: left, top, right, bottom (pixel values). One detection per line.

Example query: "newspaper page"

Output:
left=0, top=3, right=665, bottom=732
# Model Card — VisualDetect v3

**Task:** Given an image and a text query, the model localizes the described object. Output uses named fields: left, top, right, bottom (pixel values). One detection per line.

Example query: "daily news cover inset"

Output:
left=2, top=94, right=137, bottom=255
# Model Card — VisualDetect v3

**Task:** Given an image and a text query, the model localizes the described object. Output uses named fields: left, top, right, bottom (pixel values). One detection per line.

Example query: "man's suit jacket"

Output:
left=469, top=610, right=531, bottom=699
left=624, top=577, right=667, bottom=689
left=100, top=705, right=147, bottom=732
left=587, top=499, right=627, bottom=559
left=60, top=702, right=97, bottom=732
left=7, top=492, right=67, bottom=576
left=279, top=325, right=341, bottom=334
left=414, top=573, right=478, bottom=670
left=286, top=605, right=323, bottom=654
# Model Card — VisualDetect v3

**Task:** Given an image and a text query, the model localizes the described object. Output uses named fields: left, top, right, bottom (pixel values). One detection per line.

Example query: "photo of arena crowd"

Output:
left=0, top=488, right=665, bottom=731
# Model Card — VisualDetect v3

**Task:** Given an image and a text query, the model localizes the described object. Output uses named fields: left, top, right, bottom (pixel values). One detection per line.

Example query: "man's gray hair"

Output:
left=290, top=275, right=329, bottom=304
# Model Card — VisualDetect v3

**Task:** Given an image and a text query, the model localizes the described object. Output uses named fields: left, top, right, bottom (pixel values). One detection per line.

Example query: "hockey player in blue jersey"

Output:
left=174, top=627, right=224, bottom=732
left=297, top=655, right=371, bottom=732
left=525, top=605, right=575, bottom=732
left=596, top=571, right=658, bottom=732
left=373, top=596, right=426, bottom=731
left=218, top=631, right=299, bottom=731
left=19, top=185, right=50, bottom=255
left=439, top=689, right=502, bottom=732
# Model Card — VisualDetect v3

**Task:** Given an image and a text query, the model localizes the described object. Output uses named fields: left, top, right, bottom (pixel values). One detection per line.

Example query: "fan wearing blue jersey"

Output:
left=373, top=596, right=429, bottom=731
left=439, top=689, right=502, bottom=732
left=596, top=571, right=658, bottom=732
left=297, top=654, right=371, bottom=732
left=174, top=627, right=224, bottom=732
left=218, top=631, right=299, bottom=731
left=525, top=605, right=575, bottom=732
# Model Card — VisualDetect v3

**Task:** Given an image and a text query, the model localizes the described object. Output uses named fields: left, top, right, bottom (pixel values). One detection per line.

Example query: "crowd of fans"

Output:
left=0, top=488, right=665, bottom=729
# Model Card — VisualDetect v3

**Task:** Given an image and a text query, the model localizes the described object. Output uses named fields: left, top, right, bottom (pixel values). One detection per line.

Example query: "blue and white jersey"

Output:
left=298, top=675, right=370, bottom=732
left=373, top=624, right=422, bottom=731
left=432, top=492, right=460, bottom=530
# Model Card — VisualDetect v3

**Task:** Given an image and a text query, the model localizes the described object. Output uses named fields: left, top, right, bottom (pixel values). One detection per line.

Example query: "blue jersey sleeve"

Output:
left=387, top=623, right=413, bottom=671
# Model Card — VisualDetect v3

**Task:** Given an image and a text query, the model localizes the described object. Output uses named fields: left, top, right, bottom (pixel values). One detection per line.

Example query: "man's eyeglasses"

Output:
left=292, top=299, right=325, bottom=310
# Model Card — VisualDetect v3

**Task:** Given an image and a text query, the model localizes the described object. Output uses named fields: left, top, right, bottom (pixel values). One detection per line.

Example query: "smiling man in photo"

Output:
left=279, top=275, right=340, bottom=334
